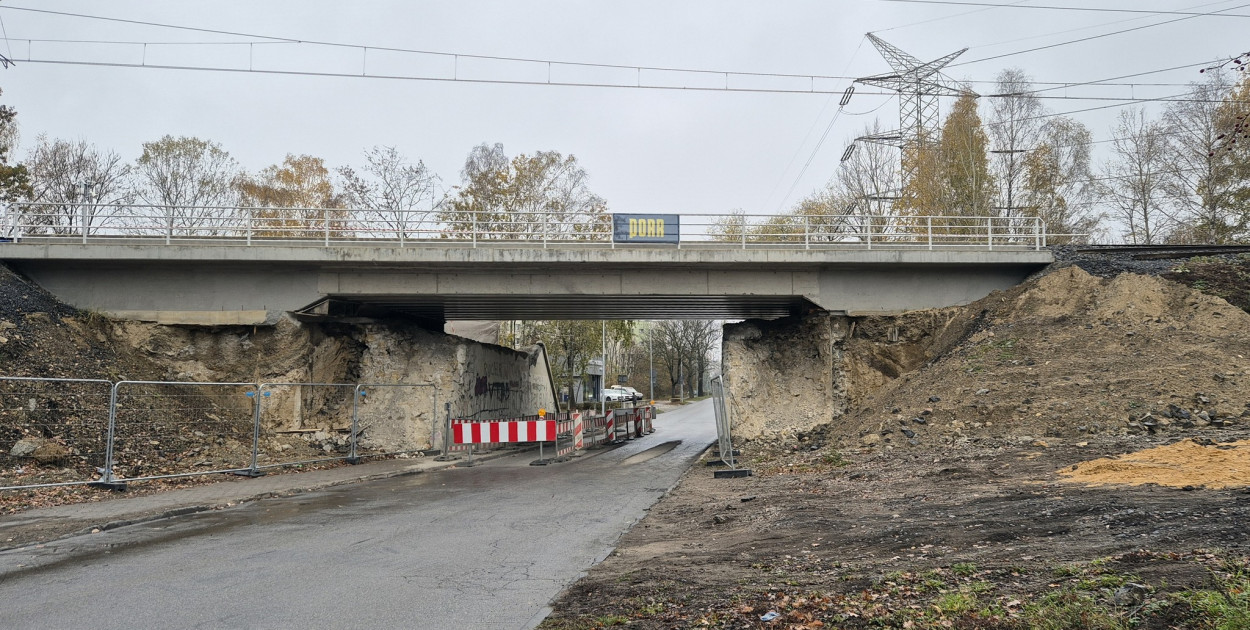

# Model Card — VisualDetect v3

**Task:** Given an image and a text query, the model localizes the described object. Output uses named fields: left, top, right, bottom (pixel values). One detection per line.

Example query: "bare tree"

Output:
left=653, top=319, right=719, bottom=398
left=1021, top=117, right=1101, bottom=242
left=24, top=136, right=132, bottom=235
left=132, top=135, right=241, bottom=236
left=837, top=120, right=901, bottom=237
left=985, top=68, right=1045, bottom=226
left=1162, top=69, right=1242, bottom=243
left=687, top=320, right=720, bottom=397
left=1102, top=108, right=1174, bottom=244
left=338, top=146, right=443, bottom=239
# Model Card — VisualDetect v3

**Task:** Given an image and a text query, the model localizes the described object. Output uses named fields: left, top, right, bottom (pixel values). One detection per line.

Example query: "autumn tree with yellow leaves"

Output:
left=897, top=92, right=995, bottom=237
left=237, top=154, right=346, bottom=238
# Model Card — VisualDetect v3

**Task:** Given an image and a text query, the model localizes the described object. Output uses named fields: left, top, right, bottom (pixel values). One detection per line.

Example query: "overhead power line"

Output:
left=952, top=1, right=1250, bottom=67
left=4, top=4, right=1243, bottom=103
left=6, top=36, right=1227, bottom=92
left=6, top=4, right=1240, bottom=96
left=880, top=0, right=1250, bottom=18
left=0, top=5, right=872, bottom=84
left=17, top=56, right=1250, bottom=107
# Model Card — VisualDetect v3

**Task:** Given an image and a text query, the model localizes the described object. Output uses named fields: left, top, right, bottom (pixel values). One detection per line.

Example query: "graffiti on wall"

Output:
left=473, top=375, right=520, bottom=401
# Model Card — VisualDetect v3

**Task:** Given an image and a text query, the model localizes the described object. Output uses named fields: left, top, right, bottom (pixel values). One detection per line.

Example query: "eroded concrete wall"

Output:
left=111, top=317, right=556, bottom=452
left=722, top=312, right=850, bottom=439
left=722, top=306, right=991, bottom=440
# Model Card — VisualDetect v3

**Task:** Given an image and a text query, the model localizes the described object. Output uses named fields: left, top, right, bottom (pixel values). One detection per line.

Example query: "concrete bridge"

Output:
left=1, top=240, right=1052, bottom=326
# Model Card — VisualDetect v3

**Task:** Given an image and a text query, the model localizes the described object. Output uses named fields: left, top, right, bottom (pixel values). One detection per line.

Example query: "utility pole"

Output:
left=648, top=323, right=654, bottom=403
left=601, top=320, right=606, bottom=417
left=79, top=182, right=93, bottom=242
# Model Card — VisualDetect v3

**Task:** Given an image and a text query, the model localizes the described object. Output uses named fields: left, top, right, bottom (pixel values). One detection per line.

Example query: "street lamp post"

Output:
left=648, top=323, right=654, bottom=403
left=601, top=320, right=606, bottom=417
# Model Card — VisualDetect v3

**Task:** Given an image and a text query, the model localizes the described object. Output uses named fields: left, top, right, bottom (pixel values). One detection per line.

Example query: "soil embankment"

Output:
left=0, top=263, right=554, bottom=512
left=541, top=253, right=1250, bottom=629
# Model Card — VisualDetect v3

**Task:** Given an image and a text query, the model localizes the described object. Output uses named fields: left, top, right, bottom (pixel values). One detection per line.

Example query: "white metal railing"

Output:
left=0, top=203, right=1049, bottom=250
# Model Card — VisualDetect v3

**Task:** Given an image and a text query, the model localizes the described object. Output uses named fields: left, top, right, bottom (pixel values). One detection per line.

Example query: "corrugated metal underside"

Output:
left=317, top=295, right=814, bottom=321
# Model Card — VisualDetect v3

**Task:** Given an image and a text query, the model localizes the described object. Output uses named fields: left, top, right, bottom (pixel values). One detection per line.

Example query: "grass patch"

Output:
left=1021, top=588, right=1131, bottom=630
left=952, top=562, right=977, bottom=577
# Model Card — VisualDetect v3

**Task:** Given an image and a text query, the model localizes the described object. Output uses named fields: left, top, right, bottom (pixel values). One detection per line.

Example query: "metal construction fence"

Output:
left=0, top=377, right=114, bottom=490
left=1, top=377, right=436, bottom=492
left=2, top=202, right=1054, bottom=250
left=709, top=376, right=749, bottom=477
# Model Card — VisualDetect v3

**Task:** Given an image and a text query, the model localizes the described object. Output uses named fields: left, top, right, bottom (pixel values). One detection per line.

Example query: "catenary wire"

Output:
left=951, top=2, right=1250, bottom=67
left=763, top=37, right=869, bottom=217
left=880, top=0, right=1250, bottom=18
left=0, top=36, right=1226, bottom=92
left=14, top=56, right=1249, bottom=106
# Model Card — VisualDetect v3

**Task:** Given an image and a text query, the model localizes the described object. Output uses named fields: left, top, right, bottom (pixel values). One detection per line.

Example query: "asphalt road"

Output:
left=0, top=400, right=717, bottom=630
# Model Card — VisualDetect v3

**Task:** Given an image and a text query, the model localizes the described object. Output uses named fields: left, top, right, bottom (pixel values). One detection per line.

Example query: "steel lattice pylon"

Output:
left=852, top=34, right=973, bottom=193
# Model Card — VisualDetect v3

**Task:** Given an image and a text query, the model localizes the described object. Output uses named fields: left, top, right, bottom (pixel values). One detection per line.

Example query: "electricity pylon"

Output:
left=851, top=33, right=973, bottom=192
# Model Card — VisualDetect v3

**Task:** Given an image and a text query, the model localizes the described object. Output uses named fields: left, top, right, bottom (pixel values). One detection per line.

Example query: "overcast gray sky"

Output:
left=1, top=1, right=1245, bottom=217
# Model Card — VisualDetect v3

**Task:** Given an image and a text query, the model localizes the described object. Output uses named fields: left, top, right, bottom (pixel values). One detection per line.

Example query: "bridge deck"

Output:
left=1, top=242, right=1054, bottom=324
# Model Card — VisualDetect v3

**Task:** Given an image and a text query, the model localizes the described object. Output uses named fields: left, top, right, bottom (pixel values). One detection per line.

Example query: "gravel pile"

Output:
left=1050, top=245, right=1248, bottom=278
left=0, top=263, right=75, bottom=324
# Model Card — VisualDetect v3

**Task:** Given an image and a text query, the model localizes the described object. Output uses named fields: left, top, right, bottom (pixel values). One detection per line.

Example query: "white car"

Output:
left=605, top=386, right=642, bottom=402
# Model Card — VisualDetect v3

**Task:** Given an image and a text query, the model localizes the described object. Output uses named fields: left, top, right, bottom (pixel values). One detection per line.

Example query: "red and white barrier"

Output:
left=572, top=412, right=584, bottom=450
left=453, top=419, right=555, bottom=444
left=444, top=407, right=653, bottom=462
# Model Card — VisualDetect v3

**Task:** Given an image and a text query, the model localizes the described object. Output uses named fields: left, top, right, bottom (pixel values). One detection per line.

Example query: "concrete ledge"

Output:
left=106, top=310, right=272, bottom=326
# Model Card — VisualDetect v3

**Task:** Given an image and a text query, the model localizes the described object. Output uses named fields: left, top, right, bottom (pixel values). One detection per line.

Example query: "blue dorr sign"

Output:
left=612, top=214, right=679, bottom=244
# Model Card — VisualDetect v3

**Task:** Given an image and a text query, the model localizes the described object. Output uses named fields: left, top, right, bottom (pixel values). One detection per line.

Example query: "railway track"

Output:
left=1071, top=244, right=1250, bottom=260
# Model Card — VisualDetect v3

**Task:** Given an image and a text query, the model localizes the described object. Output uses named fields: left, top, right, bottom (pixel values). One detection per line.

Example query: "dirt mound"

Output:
left=836, top=264, right=1250, bottom=450
left=0, top=264, right=136, bottom=380
left=1060, top=437, right=1250, bottom=489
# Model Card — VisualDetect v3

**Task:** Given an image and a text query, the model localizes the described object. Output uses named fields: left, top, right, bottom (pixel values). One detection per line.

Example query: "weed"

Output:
left=1177, top=573, right=1250, bottom=630
left=993, top=337, right=1019, bottom=361
left=1052, top=564, right=1081, bottom=578
left=821, top=451, right=849, bottom=467
left=933, top=591, right=978, bottom=615
left=638, top=603, right=663, bottom=615
left=968, top=580, right=995, bottom=594
left=1023, top=588, right=1131, bottom=630
left=952, top=562, right=977, bottom=577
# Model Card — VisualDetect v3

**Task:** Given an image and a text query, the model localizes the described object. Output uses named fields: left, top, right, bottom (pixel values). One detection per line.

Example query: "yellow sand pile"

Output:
left=1059, top=439, right=1250, bottom=489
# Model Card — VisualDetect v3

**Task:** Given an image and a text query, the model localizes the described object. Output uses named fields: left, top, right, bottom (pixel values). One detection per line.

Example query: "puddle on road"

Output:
left=621, top=441, right=681, bottom=466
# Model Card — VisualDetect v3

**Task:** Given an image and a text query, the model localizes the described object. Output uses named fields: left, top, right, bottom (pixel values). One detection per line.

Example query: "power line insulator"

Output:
left=839, top=86, right=855, bottom=107
left=840, top=144, right=857, bottom=162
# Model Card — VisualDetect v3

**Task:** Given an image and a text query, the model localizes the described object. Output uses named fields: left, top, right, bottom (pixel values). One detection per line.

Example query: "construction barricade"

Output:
left=608, top=406, right=655, bottom=442
left=1, top=376, right=440, bottom=493
left=445, top=407, right=647, bottom=465
left=108, top=381, right=259, bottom=484
left=0, top=377, right=114, bottom=491
left=449, top=412, right=568, bottom=466
left=581, top=412, right=613, bottom=448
